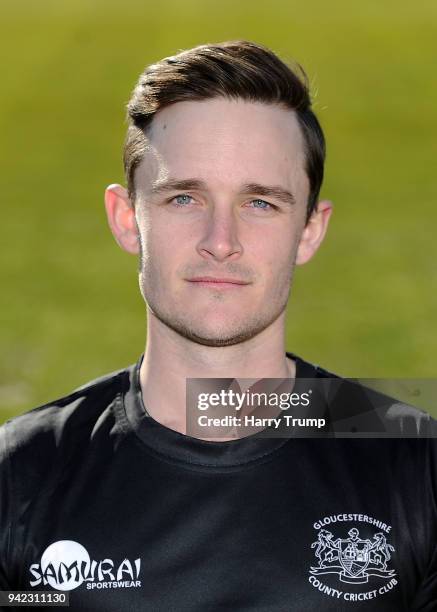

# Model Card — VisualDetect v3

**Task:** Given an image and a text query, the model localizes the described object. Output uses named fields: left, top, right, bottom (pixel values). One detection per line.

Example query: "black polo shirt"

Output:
left=0, top=353, right=436, bottom=610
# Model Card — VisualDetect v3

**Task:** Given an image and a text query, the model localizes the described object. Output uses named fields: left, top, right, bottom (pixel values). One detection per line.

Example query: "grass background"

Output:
left=1, top=0, right=436, bottom=423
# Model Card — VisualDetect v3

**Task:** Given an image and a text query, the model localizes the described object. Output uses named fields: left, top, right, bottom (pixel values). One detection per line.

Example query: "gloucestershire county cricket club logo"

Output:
left=309, top=514, right=398, bottom=603
left=312, top=527, right=395, bottom=583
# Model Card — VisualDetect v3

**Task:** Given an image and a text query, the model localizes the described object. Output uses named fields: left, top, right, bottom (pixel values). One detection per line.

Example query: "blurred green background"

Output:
left=1, top=0, right=436, bottom=423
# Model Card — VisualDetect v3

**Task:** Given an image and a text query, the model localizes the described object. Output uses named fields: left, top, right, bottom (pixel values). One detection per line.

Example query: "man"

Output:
left=0, top=41, right=436, bottom=610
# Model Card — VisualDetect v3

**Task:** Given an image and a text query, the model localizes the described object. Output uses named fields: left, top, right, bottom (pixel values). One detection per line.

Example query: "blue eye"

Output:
left=174, top=194, right=193, bottom=206
left=250, top=199, right=272, bottom=210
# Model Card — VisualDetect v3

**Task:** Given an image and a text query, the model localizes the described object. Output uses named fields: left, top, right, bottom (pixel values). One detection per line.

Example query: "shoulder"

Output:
left=0, top=364, right=133, bottom=467
left=326, top=377, right=437, bottom=437
left=292, top=352, right=437, bottom=437
left=0, top=365, right=136, bottom=585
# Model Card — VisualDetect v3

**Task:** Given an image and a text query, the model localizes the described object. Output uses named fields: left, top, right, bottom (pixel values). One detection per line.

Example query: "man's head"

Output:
left=105, top=41, right=332, bottom=347
left=124, top=40, right=325, bottom=223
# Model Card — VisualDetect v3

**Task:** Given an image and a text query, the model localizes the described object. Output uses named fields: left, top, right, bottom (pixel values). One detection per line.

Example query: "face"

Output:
left=107, top=98, right=331, bottom=347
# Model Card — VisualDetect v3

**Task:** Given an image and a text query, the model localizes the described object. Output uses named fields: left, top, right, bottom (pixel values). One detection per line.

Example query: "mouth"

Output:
left=186, top=277, right=251, bottom=289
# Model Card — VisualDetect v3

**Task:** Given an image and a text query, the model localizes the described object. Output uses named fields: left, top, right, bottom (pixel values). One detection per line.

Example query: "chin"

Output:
left=148, top=300, right=279, bottom=347
left=174, top=312, right=276, bottom=346
left=182, top=329, right=259, bottom=347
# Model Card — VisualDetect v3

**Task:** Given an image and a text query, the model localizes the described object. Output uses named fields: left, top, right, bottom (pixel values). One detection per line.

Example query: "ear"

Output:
left=104, top=184, right=139, bottom=255
left=295, top=200, right=333, bottom=265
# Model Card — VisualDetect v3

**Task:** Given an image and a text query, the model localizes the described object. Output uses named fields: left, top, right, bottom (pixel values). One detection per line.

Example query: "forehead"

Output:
left=136, top=98, right=308, bottom=196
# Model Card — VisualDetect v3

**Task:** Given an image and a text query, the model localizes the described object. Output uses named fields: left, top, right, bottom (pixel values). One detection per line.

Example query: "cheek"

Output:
left=137, top=213, right=167, bottom=257
left=255, top=229, right=297, bottom=273
left=141, top=225, right=191, bottom=282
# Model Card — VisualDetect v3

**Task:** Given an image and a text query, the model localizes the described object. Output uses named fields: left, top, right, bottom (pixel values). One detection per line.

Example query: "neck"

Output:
left=139, top=310, right=295, bottom=437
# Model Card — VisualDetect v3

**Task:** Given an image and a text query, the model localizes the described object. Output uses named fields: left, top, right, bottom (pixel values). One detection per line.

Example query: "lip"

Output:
left=186, top=277, right=250, bottom=287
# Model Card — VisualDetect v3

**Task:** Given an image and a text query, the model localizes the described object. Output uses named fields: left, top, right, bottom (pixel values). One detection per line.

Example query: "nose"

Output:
left=196, top=206, right=243, bottom=262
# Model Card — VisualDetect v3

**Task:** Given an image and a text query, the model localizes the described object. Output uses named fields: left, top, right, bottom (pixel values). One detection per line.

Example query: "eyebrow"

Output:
left=149, top=178, right=296, bottom=207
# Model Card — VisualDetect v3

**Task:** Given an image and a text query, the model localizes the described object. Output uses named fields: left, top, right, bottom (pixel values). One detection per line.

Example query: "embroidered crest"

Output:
left=309, top=514, right=398, bottom=603
left=311, top=527, right=395, bottom=583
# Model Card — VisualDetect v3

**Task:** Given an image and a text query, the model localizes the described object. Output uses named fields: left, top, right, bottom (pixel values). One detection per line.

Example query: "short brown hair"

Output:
left=124, top=40, right=325, bottom=222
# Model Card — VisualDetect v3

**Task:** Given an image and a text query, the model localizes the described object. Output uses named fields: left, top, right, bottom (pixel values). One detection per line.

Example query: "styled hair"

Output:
left=124, top=40, right=325, bottom=222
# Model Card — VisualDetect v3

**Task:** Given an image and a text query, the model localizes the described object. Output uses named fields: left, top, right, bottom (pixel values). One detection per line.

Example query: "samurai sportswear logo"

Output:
left=309, top=514, right=398, bottom=603
left=29, top=540, right=142, bottom=591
